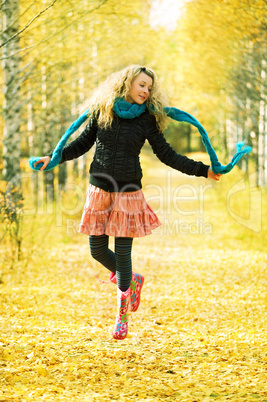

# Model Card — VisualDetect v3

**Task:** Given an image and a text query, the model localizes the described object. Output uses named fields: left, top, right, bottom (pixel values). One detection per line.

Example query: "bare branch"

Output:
left=0, top=0, right=58, bottom=48
left=1, top=1, right=39, bottom=35
left=0, top=0, right=109, bottom=60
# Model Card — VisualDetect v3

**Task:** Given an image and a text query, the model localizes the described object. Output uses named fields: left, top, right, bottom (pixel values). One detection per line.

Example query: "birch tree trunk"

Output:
left=258, top=60, right=267, bottom=187
left=2, top=0, right=21, bottom=187
left=1, top=0, right=22, bottom=260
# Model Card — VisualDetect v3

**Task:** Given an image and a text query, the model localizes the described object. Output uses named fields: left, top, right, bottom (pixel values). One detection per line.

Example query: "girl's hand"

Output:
left=208, top=167, right=222, bottom=181
left=33, top=156, right=51, bottom=171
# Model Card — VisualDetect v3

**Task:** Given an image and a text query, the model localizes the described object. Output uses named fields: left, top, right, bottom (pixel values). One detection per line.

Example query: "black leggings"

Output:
left=89, top=234, right=133, bottom=292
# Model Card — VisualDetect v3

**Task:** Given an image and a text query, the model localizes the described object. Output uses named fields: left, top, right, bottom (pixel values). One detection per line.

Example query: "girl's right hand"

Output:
left=33, top=156, right=51, bottom=171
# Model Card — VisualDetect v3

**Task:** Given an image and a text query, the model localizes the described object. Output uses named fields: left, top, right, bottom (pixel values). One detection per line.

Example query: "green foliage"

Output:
left=164, top=122, right=204, bottom=154
left=0, top=181, right=23, bottom=266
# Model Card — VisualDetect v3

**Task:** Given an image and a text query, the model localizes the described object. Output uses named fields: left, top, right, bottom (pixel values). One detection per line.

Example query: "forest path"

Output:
left=1, top=157, right=266, bottom=401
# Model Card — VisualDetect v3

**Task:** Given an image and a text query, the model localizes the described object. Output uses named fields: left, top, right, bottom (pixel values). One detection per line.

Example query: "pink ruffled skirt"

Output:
left=79, top=185, right=162, bottom=237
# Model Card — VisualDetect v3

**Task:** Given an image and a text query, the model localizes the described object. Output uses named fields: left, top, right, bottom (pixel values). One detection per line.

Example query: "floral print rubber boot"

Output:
left=109, top=272, right=144, bottom=313
left=129, top=273, right=144, bottom=312
left=112, top=287, right=130, bottom=340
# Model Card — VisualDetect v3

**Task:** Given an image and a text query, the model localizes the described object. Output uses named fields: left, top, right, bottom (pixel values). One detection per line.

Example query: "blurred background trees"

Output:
left=1, top=0, right=266, bottom=186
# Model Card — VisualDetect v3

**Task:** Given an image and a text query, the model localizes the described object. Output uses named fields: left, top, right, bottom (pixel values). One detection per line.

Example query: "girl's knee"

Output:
left=90, top=248, right=101, bottom=262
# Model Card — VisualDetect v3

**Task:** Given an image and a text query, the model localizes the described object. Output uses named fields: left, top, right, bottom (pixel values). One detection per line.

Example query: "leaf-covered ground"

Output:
left=1, top=156, right=267, bottom=401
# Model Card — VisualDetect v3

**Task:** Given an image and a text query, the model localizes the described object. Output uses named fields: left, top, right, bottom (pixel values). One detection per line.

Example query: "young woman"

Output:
left=34, top=65, right=221, bottom=340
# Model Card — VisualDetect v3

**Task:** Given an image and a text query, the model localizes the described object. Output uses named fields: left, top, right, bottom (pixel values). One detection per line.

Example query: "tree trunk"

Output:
left=259, top=59, right=267, bottom=186
left=186, top=125, right=191, bottom=153
left=2, top=0, right=23, bottom=261
left=2, top=0, right=21, bottom=187
left=41, top=65, right=55, bottom=202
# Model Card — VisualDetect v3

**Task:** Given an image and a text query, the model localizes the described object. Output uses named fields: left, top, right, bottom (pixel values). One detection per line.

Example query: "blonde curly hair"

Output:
left=85, top=65, right=169, bottom=132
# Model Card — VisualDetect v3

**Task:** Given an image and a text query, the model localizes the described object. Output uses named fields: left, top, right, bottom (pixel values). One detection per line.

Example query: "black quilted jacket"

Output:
left=59, top=110, right=210, bottom=192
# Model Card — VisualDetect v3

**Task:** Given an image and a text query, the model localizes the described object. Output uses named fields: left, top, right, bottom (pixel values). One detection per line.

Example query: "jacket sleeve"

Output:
left=59, top=115, right=98, bottom=163
left=145, top=114, right=210, bottom=178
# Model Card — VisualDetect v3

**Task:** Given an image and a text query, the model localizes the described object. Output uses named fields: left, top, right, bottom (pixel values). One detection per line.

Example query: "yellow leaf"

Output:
left=36, top=366, right=49, bottom=376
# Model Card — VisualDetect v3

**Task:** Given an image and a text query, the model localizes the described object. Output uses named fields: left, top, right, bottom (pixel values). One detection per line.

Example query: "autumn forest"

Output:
left=1, top=0, right=267, bottom=401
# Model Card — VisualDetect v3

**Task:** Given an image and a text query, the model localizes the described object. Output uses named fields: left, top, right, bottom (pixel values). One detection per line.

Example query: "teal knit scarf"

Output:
left=29, top=99, right=251, bottom=174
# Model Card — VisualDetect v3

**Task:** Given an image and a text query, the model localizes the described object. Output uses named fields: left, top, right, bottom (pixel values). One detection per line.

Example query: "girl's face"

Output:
left=126, top=72, right=153, bottom=104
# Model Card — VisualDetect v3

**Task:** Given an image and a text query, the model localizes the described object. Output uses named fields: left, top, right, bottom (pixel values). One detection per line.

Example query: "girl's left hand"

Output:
left=208, top=168, right=222, bottom=181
